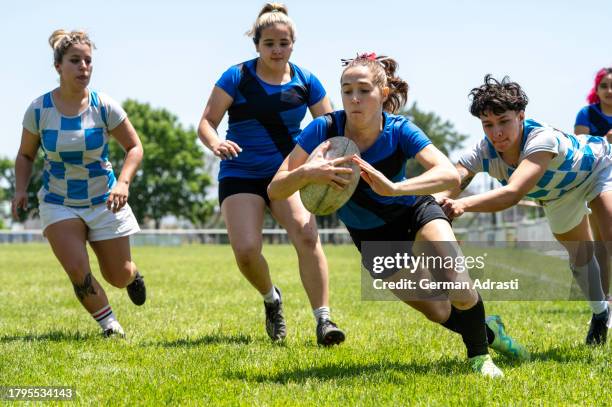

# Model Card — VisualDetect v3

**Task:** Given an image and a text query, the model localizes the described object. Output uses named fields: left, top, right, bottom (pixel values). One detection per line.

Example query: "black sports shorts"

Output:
left=347, top=195, right=451, bottom=279
left=347, top=195, right=450, bottom=250
left=218, top=176, right=273, bottom=207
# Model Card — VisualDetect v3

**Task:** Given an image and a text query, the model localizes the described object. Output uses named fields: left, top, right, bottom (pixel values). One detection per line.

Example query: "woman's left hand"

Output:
left=107, top=181, right=129, bottom=213
left=352, top=155, right=397, bottom=196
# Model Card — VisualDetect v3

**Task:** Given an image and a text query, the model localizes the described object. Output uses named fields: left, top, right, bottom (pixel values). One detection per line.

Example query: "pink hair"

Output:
left=587, top=67, right=612, bottom=104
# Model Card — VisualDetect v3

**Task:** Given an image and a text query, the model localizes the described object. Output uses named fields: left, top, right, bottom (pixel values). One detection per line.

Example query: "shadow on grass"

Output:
left=226, top=359, right=466, bottom=383
left=153, top=333, right=253, bottom=348
left=529, top=344, right=597, bottom=363
left=0, top=330, right=95, bottom=342
left=535, top=307, right=584, bottom=316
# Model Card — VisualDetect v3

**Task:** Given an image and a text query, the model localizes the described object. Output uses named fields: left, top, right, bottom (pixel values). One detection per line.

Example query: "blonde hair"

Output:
left=246, top=3, right=296, bottom=44
left=342, top=54, right=409, bottom=114
left=48, top=29, right=95, bottom=64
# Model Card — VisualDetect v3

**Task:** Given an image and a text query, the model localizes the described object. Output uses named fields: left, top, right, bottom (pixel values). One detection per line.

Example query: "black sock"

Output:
left=440, top=301, right=495, bottom=348
left=457, top=296, right=489, bottom=358
left=440, top=305, right=462, bottom=334
left=485, top=324, right=495, bottom=345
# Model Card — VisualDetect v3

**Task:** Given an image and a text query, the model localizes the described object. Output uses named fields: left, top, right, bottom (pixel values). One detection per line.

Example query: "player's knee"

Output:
left=293, top=226, right=319, bottom=250
left=423, top=306, right=450, bottom=323
left=448, top=287, right=478, bottom=308
left=105, top=262, right=134, bottom=288
left=233, top=242, right=262, bottom=267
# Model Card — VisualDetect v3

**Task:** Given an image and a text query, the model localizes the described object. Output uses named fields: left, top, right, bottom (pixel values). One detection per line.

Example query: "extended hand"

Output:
left=440, top=197, right=466, bottom=219
left=352, top=155, right=397, bottom=196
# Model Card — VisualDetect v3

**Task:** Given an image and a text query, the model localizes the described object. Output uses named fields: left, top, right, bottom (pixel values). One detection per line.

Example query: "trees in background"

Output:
left=0, top=155, right=43, bottom=223
left=1, top=101, right=465, bottom=229
left=109, top=100, right=213, bottom=228
left=402, top=102, right=468, bottom=176
left=0, top=101, right=214, bottom=227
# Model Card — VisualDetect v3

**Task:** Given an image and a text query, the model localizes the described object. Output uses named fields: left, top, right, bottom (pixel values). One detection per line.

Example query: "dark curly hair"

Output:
left=469, top=74, right=528, bottom=117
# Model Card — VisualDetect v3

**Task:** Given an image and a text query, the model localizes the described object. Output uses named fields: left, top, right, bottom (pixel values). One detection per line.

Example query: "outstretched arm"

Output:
left=441, top=151, right=553, bottom=218
left=432, top=163, right=475, bottom=202
left=352, top=144, right=460, bottom=197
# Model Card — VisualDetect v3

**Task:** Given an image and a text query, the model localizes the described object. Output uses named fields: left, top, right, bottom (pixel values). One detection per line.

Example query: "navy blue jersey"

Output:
left=216, top=58, right=326, bottom=179
left=296, top=111, right=432, bottom=229
left=575, top=104, right=612, bottom=137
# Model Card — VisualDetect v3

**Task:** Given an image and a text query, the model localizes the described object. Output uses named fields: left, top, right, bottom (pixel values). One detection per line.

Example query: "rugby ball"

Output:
left=300, top=137, right=361, bottom=215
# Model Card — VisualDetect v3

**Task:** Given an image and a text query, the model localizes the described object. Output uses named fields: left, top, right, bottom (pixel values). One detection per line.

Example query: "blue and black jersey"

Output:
left=215, top=58, right=326, bottom=179
left=575, top=104, right=612, bottom=137
left=296, top=111, right=432, bottom=230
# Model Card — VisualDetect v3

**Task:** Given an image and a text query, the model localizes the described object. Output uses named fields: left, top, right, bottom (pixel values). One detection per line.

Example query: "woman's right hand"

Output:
left=302, top=141, right=354, bottom=190
left=439, top=197, right=466, bottom=219
left=11, top=191, right=28, bottom=219
left=211, top=140, right=242, bottom=160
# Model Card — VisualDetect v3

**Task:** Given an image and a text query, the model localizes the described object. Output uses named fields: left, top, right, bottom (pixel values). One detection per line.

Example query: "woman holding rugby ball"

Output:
left=268, top=53, right=528, bottom=377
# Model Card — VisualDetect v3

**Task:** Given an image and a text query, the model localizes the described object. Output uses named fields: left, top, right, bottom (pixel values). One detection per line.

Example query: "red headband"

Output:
left=341, top=52, right=388, bottom=66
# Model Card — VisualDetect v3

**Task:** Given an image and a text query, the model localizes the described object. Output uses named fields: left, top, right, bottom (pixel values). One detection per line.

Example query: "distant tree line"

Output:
left=0, top=101, right=214, bottom=227
left=0, top=101, right=466, bottom=229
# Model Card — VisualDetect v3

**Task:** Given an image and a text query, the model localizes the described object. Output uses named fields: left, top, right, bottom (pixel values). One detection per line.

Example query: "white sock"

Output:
left=570, top=257, right=607, bottom=315
left=263, top=286, right=280, bottom=304
left=91, top=305, right=118, bottom=330
left=313, top=306, right=330, bottom=322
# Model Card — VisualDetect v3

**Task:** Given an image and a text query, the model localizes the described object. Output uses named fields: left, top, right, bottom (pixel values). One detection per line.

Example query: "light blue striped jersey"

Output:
left=459, top=119, right=612, bottom=201
left=22, top=89, right=127, bottom=207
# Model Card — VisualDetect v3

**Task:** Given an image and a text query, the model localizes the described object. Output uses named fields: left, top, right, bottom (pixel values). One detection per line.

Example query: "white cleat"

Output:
left=470, top=354, right=504, bottom=378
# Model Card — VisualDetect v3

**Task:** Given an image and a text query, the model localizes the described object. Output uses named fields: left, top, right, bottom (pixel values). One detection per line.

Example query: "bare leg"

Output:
left=589, top=191, right=612, bottom=297
left=415, top=219, right=478, bottom=310
left=222, top=194, right=272, bottom=295
left=45, top=219, right=109, bottom=314
left=90, top=236, right=137, bottom=288
left=270, top=192, right=328, bottom=309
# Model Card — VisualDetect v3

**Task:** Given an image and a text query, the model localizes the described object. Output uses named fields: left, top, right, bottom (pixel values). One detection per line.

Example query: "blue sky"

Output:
left=1, top=0, right=610, bottom=168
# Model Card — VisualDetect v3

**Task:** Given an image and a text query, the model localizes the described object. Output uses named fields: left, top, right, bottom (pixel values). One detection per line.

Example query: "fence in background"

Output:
left=0, top=228, right=354, bottom=245
left=0, top=220, right=556, bottom=246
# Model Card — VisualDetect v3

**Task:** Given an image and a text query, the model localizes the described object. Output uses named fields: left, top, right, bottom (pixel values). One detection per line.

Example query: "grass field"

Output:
left=0, top=244, right=610, bottom=406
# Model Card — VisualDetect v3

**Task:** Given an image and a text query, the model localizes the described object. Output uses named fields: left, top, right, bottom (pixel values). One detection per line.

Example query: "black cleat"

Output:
left=586, top=308, right=610, bottom=345
left=264, top=287, right=286, bottom=341
left=126, top=272, right=146, bottom=306
left=316, top=318, right=345, bottom=346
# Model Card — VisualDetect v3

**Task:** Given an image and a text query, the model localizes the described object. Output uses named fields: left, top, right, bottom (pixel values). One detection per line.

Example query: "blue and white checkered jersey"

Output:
left=22, top=90, right=127, bottom=207
left=459, top=119, right=612, bottom=201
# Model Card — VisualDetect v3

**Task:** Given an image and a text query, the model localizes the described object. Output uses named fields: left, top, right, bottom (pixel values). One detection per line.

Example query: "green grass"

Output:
left=0, top=244, right=610, bottom=406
